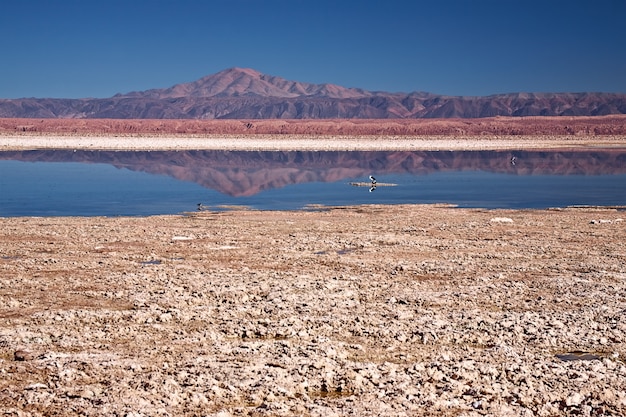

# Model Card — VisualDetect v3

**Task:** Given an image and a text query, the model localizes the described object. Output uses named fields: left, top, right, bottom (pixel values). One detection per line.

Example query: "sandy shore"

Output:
left=1, top=134, right=626, bottom=151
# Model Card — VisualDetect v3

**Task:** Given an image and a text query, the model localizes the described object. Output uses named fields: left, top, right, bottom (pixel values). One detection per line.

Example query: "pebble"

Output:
left=490, top=217, right=514, bottom=223
left=13, top=350, right=34, bottom=361
left=24, top=383, right=48, bottom=390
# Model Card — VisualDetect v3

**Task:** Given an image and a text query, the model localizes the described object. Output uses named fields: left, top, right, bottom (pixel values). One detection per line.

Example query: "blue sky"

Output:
left=1, top=0, right=625, bottom=98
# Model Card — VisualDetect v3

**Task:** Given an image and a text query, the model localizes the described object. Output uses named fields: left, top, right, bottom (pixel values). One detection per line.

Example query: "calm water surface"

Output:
left=1, top=149, right=625, bottom=216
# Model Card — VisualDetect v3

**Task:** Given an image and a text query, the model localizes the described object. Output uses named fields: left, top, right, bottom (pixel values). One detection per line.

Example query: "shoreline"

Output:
left=2, top=134, right=626, bottom=151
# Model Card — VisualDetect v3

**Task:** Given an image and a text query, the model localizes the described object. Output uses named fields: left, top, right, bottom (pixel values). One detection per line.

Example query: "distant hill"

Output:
left=1, top=67, right=625, bottom=119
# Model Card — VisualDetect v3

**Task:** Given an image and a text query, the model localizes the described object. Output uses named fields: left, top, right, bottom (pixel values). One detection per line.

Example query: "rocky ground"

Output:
left=2, top=116, right=626, bottom=137
left=3, top=117, right=626, bottom=152
left=1, top=204, right=625, bottom=416
left=3, top=116, right=626, bottom=153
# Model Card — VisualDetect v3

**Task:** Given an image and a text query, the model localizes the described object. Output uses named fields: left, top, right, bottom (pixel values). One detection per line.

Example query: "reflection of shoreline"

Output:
left=1, top=149, right=625, bottom=197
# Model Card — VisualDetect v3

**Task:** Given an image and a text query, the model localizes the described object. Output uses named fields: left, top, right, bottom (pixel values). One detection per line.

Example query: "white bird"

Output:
left=369, top=175, right=377, bottom=185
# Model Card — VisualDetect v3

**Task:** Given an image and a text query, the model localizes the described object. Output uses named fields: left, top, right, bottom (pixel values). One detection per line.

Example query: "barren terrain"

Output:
left=1, top=205, right=625, bottom=416
left=2, top=68, right=625, bottom=118
left=3, top=116, right=626, bottom=137
left=2, top=116, right=626, bottom=152
left=1, top=118, right=626, bottom=415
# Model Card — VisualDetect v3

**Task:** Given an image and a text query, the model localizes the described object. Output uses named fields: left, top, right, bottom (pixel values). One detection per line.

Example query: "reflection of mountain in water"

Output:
left=2, top=149, right=625, bottom=197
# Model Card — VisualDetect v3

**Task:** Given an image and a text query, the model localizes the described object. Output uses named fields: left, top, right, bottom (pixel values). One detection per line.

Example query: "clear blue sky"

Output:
left=1, top=0, right=625, bottom=98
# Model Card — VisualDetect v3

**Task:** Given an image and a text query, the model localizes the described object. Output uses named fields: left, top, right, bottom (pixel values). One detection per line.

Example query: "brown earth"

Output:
left=3, top=115, right=626, bottom=137
left=1, top=205, right=625, bottom=416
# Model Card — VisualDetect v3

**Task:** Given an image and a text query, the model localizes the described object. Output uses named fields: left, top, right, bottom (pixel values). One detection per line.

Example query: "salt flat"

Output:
left=1, top=204, right=625, bottom=416
left=1, top=133, right=625, bottom=151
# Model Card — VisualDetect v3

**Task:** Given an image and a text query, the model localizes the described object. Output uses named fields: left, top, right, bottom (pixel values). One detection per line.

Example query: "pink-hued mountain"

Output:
left=120, top=68, right=372, bottom=99
left=1, top=67, right=625, bottom=118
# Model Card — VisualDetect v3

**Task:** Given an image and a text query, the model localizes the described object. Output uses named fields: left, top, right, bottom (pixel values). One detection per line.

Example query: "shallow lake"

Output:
left=1, top=149, right=625, bottom=216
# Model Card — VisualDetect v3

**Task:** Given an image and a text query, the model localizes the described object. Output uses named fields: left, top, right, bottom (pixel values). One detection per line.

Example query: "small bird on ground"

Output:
left=369, top=175, right=377, bottom=185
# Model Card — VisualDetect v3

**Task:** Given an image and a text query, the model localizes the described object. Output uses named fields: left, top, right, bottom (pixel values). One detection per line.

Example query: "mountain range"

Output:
left=1, top=67, right=625, bottom=119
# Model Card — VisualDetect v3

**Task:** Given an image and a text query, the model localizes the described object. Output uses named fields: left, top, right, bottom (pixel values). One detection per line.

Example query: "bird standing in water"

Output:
left=369, top=175, right=377, bottom=192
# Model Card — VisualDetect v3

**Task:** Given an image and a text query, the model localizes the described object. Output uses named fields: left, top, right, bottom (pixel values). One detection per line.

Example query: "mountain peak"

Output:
left=121, top=68, right=372, bottom=100
left=218, top=67, right=263, bottom=77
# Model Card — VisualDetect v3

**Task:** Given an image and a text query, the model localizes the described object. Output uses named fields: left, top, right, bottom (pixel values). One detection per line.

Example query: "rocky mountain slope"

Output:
left=1, top=68, right=625, bottom=119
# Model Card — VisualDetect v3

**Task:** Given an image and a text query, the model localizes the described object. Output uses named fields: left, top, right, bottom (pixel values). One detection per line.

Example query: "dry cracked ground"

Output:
left=1, top=204, right=625, bottom=416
